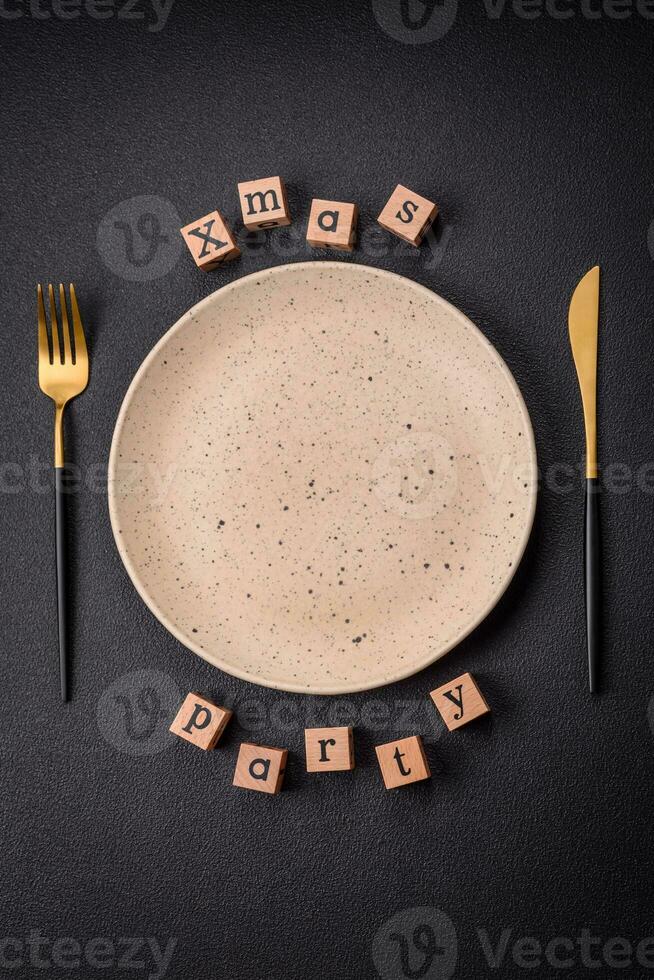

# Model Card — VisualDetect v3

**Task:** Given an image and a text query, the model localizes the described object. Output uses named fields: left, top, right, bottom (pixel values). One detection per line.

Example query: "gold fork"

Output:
left=37, top=284, right=89, bottom=701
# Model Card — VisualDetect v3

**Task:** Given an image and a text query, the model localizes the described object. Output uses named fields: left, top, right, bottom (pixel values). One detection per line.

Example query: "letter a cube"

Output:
left=233, top=743, right=288, bottom=794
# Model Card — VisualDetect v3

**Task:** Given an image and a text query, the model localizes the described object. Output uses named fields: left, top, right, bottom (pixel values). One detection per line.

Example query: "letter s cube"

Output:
left=377, top=184, right=439, bottom=246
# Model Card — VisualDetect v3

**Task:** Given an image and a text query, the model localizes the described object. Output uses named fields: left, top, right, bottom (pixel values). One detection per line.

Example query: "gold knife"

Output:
left=568, top=265, right=600, bottom=693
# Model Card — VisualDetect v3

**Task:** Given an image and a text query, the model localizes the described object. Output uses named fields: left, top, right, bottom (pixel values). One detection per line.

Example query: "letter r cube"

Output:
left=305, top=727, right=355, bottom=772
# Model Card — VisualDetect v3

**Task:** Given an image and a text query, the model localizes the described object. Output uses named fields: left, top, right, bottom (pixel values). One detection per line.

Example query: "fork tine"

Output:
left=48, top=284, right=61, bottom=363
left=37, top=284, right=51, bottom=365
left=59, top=284, right=72, bottom=364
left=68, top=283, right=87, bottom=364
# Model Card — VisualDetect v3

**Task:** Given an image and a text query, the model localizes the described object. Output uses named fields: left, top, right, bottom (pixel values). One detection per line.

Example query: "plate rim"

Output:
left=108, top=260, right=538, bottom=695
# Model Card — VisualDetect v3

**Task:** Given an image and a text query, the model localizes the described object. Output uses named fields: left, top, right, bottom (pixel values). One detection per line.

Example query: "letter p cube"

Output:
left=169, top=692, right=233, bottom=750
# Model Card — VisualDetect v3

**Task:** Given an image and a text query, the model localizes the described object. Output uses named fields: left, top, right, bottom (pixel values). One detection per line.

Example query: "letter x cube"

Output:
left=180, top=209, right=240, bottom=270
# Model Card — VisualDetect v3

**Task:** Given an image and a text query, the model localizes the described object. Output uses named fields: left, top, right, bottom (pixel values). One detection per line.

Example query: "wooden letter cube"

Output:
left=180, top=209, right=240, bottom=270
left=377, top=184, right=439, bottom=246
left=305, top=727, right=354, bottom=772
left=375, top=735, right=431, bottom=790
left=430, top=672, right=490, bottom=731
left=169, top=692, right=233, bottom=750
left=306, top=199, right=358, bottom=251
left=237, top=176, right=291, bottom=230
left=233, top=743, right=288, bottom=795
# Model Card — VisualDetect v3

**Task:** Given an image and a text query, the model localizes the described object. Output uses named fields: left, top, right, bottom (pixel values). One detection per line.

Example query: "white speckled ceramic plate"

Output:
left=109, top=262, right=537, bottom=694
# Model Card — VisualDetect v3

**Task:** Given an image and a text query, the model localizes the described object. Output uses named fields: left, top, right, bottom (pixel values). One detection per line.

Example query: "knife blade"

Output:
left=568, top=265, right=601, bottom=693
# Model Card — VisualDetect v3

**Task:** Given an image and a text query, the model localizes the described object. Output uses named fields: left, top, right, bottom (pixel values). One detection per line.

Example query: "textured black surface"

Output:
left=3, top=2, right=654, bottom=978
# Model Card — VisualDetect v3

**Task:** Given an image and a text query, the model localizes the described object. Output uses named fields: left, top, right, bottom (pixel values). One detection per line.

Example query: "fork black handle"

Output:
left=55, top=467, right=69, bottom=701
left=585, top=477, right=600, bottom=694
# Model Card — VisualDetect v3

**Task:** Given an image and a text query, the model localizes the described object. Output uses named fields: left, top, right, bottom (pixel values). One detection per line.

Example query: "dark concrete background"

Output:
left=2, top=1, right=654, bottom=977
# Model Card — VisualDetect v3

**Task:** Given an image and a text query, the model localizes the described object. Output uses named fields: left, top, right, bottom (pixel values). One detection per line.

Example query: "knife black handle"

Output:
left=585, top=477, right=600, bottom=694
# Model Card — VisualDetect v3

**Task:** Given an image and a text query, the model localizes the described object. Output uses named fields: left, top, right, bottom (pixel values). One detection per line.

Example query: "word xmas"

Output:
left=179, top=177, right=439, bottom=271
left=169, top=672, right=490, bottom=793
